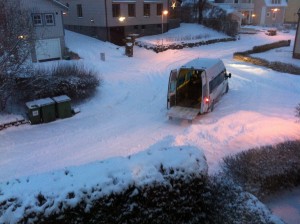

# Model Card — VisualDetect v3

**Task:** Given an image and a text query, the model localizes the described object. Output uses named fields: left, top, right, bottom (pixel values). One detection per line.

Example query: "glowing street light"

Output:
left=162, top=10, right=168, bottom=34
left=119, top=16, right=125, bottom=22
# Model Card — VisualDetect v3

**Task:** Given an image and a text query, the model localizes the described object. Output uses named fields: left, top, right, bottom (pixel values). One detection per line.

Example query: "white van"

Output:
left=167, top=58, right=231, bottom=121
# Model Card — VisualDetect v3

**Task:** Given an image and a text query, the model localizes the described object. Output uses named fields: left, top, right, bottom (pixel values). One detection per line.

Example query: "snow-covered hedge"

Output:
left=233, top=40, right=300, bottom=75
left=222, top=140, right=300, bottom=198
left=0, top=146, right=208, bottom=223
left=136, top=37, right=236, bottom=53
left=16, top=63, right=100, bottom=102
left=0, top=145, right=281, bottom=223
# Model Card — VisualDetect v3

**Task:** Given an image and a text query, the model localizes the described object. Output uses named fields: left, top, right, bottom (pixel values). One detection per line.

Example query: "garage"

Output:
left=35, top=38, right=62, bottom=62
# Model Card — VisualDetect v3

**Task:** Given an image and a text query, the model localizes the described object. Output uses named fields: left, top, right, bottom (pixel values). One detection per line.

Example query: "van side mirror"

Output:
left=226, top=73, right=232, bottom=79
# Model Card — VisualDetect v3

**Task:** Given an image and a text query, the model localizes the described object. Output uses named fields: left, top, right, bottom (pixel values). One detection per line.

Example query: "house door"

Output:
left=35, top=38, right=61, bottom=62
left=110, top=27, right=125, bottom=46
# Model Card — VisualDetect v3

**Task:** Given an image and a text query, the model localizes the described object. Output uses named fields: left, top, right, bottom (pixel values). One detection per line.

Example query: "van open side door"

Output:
left=167, top=69, right=177, bottom=109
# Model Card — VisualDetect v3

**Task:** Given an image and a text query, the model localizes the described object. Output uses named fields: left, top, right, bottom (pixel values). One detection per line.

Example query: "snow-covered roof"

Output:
left=264, top=0, right=287, bottom=7
left=51, top=0, right=69, bottom=10
left=52, top=95, right=71, bottom=103
left=182, top=58, right=223, bottom=70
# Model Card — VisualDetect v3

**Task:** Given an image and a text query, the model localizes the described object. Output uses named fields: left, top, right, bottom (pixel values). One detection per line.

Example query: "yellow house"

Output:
left=285, top=0, right=300, bottom=23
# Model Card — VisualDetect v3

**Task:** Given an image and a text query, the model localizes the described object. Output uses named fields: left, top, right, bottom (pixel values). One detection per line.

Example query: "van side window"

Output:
left=209, top=70, right=225, bottom=94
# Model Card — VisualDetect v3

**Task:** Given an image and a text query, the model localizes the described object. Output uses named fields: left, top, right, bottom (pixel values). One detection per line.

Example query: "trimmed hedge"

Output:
left=233, top=40, right=300, bottom=75
left=222, top=140, right=300, bottom=198
left=17, top=174, right=276, bottom=224
left=136, top=37, right=236, bottom=53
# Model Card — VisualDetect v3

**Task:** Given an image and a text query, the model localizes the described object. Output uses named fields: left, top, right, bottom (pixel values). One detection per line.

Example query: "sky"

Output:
left=0, top=23, right=300, bottom=223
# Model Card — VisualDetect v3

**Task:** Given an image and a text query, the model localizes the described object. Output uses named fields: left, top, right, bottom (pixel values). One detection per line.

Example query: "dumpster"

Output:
left=52, top=95, right=72, bottom=119
left=25, top=100, right=41, bottom=124
left=36, top=98, right=56, bottom=123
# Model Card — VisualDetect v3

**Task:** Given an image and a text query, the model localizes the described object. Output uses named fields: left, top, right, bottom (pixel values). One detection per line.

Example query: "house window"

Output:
left=32, top=14, right=42, bottom=26
left=76, top=4, right=83, bottom=17
left=234, top=0, right=238, bottom=3
left=144, top=4, right=150, bottom=17
left=267, top=12, right=270, bottom=17
left=112, top=4, right=120, bottom=17
left=77, top=4, right=83, bottom=17
left=44, top=14, right=55, bottom=26
left=157, top=4, right=163, bottom=16
left=271, top=0, right=281, bottom=4
left=128, top=4, right=136, bottom=17
left=141, top=25, right=146, bottom=29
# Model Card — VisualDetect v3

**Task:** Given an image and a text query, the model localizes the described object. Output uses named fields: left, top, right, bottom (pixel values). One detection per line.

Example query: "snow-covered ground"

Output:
left=0, top=23, right=300, bottom=222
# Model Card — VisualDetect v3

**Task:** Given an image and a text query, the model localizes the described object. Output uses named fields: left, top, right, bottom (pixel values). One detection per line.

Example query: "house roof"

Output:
left=264, top=0, right=287, bottom=7
left=50, top=0, right=68, bottom=10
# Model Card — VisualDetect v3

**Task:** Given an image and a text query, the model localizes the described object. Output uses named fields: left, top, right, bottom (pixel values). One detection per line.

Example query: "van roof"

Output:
left=181, top=58, right=223, bottom=70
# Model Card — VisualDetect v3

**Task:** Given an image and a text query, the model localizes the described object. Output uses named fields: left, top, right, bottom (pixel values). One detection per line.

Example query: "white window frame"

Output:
left=44, top=13, right=55, bottom=26
left=32, top=13, right=43, bottom=26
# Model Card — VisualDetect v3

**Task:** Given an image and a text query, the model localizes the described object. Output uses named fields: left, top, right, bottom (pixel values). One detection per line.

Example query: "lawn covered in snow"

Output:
left=0, top=23, right=300, bottom=222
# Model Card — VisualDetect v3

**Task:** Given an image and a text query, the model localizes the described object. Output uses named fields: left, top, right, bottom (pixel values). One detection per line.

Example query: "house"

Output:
left=252, top=0, right=287, bottom=26
left=21, top=0, right=68, bottom=62
left=213, top=0, right=255, bottom=25
left=293, top=8, right=300, bottom=59
left=60, top=0, right=170, bottom=46
left=285, top=0, right=300, bottom=24
left=214, top=0, right=288, bottom=27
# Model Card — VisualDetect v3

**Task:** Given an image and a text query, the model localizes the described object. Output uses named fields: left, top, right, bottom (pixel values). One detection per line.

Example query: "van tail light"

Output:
left=204, top=97, right=210, bottom=104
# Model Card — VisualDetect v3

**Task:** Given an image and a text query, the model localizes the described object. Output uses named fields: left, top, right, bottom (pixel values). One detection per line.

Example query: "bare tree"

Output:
left=197, top=0, right=207, bottom=24
left=0, top=0, right=35, bottom=111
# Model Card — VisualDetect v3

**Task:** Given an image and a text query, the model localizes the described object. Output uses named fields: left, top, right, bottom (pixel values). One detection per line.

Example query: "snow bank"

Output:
left=0, top=146, right=207, bottom=223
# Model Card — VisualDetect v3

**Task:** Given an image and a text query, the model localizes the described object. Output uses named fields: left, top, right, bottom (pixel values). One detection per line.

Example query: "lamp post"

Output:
left=162, top=10, right=168, bottom=34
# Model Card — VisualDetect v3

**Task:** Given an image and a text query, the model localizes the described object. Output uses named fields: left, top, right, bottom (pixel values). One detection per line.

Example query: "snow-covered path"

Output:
left=0, top=24, right=300, bottom=183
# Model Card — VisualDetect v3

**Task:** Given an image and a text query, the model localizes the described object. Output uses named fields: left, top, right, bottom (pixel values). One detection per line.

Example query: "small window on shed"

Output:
left=44, top=14, right=55, bottom=26
left=32, top=14, right=43, bottom=26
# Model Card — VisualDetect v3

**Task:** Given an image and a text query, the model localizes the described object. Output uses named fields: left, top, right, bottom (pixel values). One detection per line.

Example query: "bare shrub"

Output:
left=0, top=0, right=35, bottom=111
left=17, top=63, right=100, bottom=103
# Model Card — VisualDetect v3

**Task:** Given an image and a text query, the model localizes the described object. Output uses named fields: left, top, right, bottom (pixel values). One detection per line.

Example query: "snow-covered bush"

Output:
left=207, top=175, right=282, bottom=224
left=222, top=140, right=300, bottom=198
left=17, top=63, right=100, bottom=102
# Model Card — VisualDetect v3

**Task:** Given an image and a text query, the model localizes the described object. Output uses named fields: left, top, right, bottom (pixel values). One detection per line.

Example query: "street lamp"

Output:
left=119, top=16, right=125, bottom=22
left=162, top=10, right=168, bottom=34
